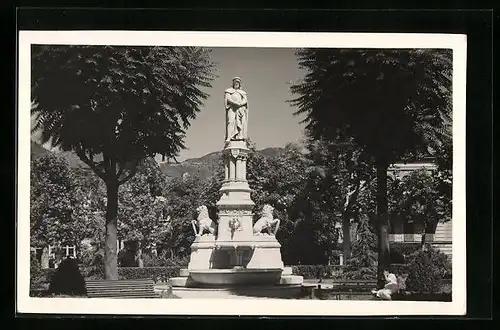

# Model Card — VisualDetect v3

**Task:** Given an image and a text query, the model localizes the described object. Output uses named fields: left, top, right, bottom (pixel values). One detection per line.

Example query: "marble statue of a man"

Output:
left=225, top=77, right=248, bottom=142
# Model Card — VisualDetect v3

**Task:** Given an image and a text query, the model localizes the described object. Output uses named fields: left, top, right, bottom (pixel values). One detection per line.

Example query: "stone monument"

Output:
left=169, top=77, right=302, bottom=288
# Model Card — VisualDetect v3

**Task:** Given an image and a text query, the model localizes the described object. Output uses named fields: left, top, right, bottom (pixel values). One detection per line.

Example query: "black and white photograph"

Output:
left=17, top=31, right=467, bottom=316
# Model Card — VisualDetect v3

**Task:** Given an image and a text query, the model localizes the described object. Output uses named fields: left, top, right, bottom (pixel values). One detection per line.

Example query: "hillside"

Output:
left=31, top=140, right=91, bottom=169
left=159, top=147, right=284, bottom=181
left=30, top=141, right=50, bottom=159
left=31, top=141, right=285, bottom=181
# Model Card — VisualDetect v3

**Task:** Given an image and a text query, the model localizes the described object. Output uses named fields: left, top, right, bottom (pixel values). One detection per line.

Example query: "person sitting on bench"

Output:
left=371, top=270, right=399, bottom=300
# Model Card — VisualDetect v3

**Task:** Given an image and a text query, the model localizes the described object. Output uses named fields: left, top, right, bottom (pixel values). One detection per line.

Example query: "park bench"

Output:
left=330, top=279, right=377, bottom=292
left=302, top=279, right=378, bottom=300
left=85, top=279, right=159, bottom=299
left=329, top=279, right=378, bottom=300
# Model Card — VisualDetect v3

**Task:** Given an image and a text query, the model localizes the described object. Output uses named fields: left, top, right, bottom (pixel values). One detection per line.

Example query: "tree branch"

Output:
left=345, top=176, right=373, bottom=214
left=75, top=144, right=107, bottom=180
left=103, top=153, right=111, bottom=175
left=116, top=163, right=124, bottom=178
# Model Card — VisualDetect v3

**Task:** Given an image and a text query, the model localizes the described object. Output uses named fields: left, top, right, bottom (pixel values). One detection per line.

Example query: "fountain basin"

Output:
left=189, top=268, right=283, bottom=286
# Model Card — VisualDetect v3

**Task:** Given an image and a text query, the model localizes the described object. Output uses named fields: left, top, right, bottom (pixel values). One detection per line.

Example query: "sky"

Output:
left=172, top=47, right=307, bottom=161
left=31, top=47, right=308, bottom=162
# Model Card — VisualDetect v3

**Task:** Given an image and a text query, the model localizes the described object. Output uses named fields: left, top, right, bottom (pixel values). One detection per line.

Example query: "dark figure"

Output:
left=317, top=267, right=323, bottom=284
left=49, top=257, right=87, bottom=296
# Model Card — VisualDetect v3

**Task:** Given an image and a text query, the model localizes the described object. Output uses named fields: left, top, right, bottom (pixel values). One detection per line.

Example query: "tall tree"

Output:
left=30, top=154, right=80, bottom=249
left=290, top=48, right=452, bottom=287
left=31, top=45, right=216, bottom=279
left=118, top=158, right=168, bottom=267
left=162, top=173, right=209, bottom=257
left=304, top=137, right=374, bottom=262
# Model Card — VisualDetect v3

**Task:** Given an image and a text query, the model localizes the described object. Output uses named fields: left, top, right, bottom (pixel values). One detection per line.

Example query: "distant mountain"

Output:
left=30, top=140, right=90, bottom=169
left=30, top=141, right=50, bottom=159
left=59, top=150, right=92, bottom=169
left=159, top=147, right=285, bottom=181
left=31, top=140, right=285, bottom=181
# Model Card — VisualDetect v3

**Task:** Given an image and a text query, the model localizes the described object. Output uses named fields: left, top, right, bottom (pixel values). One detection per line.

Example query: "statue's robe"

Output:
left=224, top=88, right=248, bottom=141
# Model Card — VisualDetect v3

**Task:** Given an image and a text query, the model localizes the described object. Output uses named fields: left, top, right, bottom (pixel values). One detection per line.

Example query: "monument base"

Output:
left=168, top=269, right=303, bottom=288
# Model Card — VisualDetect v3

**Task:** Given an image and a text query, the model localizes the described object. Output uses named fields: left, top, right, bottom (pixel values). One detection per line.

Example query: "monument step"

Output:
left=181, top=267, right=293, bottom=277
left=168, top=277, right=189, bottom=287
left=279, top=275, right=303, bottom=285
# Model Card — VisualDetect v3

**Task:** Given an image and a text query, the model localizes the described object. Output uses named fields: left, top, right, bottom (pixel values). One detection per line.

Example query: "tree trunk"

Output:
left=421, top=221, right=427, bottom=251
left=342, top=214, right=352, bottom=261
left=137, top=243, right=144, bottom=268
left=376, top=163, right=391, bottom=289
left=104, top=180, right=119, bottom=280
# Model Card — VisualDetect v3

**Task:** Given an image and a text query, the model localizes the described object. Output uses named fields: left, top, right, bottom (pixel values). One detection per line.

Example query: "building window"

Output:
left=65, top=246, right=76, bottom=258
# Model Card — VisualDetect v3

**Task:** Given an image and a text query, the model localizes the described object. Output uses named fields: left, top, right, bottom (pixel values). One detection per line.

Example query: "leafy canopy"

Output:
left=289, top=48, right=452, bottom=164
left=30, top=154, right=86, bottom=247
left=31, top=45, right=217, bottom=181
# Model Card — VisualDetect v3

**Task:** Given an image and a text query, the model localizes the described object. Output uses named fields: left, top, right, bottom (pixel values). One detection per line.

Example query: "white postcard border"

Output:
left=17, top=31, right=467, bottom=316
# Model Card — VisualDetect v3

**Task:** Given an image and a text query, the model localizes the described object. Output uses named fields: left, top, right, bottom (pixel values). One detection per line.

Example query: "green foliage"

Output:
left=405, top=245, right=451, bottom=293
left=118, top=158, right=168, bottom=250
left=291, top=265, right=345, bottom=279
left=142, top=252, right=189, bottom=268
left=30, top=253, right=44, bottom=291
left=79, top=245, right=105, bottom=280
left=390, top=243, right=421, bottom=263
left=32, top=45, right=216, bottom=279
left=343, top=217, right=378, bottom=279
left=389, top=170, right=452, bottom=244
left=30, top=266, right=183, bottom=284
left=32, top=45, right=216, bottom=164
left=118, top=267, right=182, bottom=283
left=289, top=48, right=452, bottom=164
left=289, top=48, right=452, bottom=280
left=389, top=263, right=411, bottom=276
left=161, top=174, right=206, bottom=257
left=30, top=154, right=90, bottom=248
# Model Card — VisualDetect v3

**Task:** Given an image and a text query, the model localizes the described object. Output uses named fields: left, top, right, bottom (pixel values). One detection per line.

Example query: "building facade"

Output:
left=387, top=161, right=452, bottom=261
left=334, top=160, right=452, bottom=265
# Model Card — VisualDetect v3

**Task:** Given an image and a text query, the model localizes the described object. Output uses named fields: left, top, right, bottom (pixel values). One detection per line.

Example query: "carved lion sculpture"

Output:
left=253, top=204, right=280, bottom=235
left=191, top=205, right=217, bottom=237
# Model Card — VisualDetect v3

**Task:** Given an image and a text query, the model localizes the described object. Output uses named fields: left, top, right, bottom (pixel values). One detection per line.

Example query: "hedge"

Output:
left=36, top=266, right=184, bottom=284
left=118, top=267, right=181, bottom=283
left=291, top=265, right=346, bottom=279
left=33, top=263, right=448, bottom=285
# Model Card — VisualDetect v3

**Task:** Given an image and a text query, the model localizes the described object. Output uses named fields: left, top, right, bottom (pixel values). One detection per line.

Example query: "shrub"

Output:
left=79, top=245, right=104, bottom=280
left=48, top=258, right=87, bottom=296
left=142, top=252, right=189, bottom=268
left=41, top=268, right=57, bottom=282
left=118, top=248, right=138, bottom=267
left=390, top=243, right=421, bottom=263
left=389, top=263, right=410, bottom=276
left=405, top=245, right=451, bottom=293
left=343, top=217, right=378, bottom=280
left=291, top=265, right=345, bottom=279
left=30, top=254, right=43, bottom=291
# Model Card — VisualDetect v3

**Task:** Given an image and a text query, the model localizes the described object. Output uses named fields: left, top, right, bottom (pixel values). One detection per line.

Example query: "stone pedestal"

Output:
left=187, top=235, right=216, bottom=270
left=169, top=139, right=302, bottom=288
left=216, top=140, right=255, bottom=243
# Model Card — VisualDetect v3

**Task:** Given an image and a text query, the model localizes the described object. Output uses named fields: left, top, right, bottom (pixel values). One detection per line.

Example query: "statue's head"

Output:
left=262, top=204, right=274, bottom=217
left=232, top=76, right=242, bottom=89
